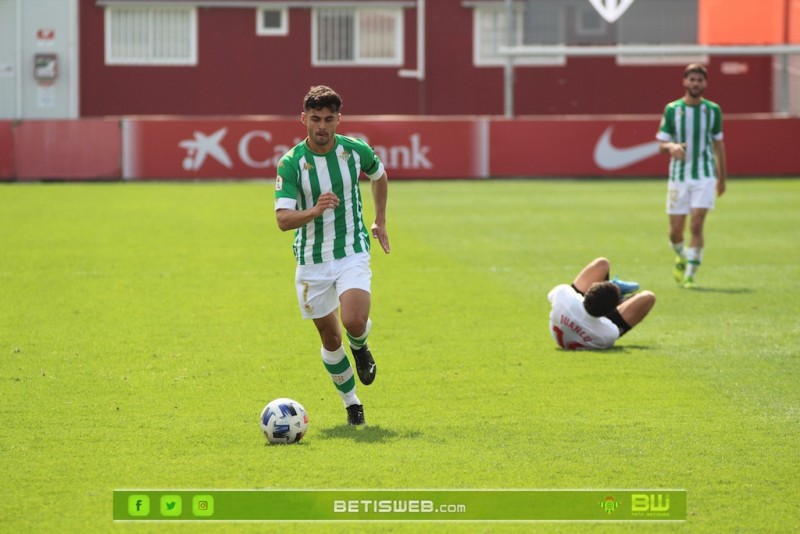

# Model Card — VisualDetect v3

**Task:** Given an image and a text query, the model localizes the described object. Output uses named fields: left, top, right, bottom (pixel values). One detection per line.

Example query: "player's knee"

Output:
left=640, top=291, right=656, bottom=310
left=342, top=316, right=368, bottom=338
left=591, top=257, right=610, bottom=272
left=316, top=323, right=342, bottom=349
left=320, top=332, right=342, bottom=350
left=689, top=219, right=705, bottom=234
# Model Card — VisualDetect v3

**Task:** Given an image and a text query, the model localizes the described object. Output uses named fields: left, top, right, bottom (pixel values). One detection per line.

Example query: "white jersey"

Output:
left=547, top=284, right=620, bottom=350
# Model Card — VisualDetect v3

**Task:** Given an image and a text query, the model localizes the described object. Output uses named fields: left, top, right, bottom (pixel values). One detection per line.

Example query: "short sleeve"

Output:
left=275, top=153, right=299, bottom=206
left=656, top=105, right=674, bottom=141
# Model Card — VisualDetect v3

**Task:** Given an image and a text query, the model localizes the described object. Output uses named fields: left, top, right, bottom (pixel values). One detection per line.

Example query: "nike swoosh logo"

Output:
left=593, top=126, right=661, bottom=170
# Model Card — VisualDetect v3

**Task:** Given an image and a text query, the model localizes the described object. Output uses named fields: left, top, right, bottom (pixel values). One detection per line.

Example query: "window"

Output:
left=312, top=7, right=403, bottom=66
left=576, top=6, right=605, bottom=37
left=257, top=7, right=288, bottom=36
left=567, top=4, right=616, bottom=46
left=473, top=5, right=565, bottom=67
left=105, top=6, right=197, bottom=65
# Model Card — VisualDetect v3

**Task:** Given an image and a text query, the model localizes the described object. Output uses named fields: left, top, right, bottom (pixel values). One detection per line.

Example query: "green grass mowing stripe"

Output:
left=0, top=179, right=798, bottom=533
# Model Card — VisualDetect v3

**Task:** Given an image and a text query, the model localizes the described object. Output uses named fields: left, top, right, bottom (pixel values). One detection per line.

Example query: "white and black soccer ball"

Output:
left=260, top=398, right=308, bottom=444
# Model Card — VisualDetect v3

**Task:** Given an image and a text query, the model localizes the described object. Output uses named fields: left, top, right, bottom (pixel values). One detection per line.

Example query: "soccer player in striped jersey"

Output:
left=275, top=86, right=390, bottom=426
left=656, top=63, right=727, bottom=289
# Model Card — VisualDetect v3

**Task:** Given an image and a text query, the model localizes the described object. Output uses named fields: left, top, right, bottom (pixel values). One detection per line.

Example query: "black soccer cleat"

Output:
left=351, top=344, right=377, bottom=385
left=346, top=404, right=365, bottom=426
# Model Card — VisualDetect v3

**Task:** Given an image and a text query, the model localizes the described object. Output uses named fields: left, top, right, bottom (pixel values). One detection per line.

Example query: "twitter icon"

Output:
left=160, top=495, right=182, bottom=516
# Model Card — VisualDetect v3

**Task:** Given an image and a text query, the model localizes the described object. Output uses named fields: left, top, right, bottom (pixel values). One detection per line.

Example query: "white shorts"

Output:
left=667, top=178, right=717, bottom=215
left=294, top=253, right=372, bottom=319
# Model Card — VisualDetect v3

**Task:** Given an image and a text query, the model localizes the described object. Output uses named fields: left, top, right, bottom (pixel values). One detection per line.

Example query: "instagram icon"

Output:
left=192, top=495, right=214, bottom=517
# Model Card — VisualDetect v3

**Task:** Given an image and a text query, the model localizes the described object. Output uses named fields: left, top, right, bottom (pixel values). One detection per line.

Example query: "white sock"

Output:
left=672, top=241, right=685, bottom=258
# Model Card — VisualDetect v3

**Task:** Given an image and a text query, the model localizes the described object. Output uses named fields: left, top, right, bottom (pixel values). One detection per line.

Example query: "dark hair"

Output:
left=303, top=85, right=342, bottom=112
left=583, top=282, right=620, bottom=317
left=684, top=63, right=708, bottom=79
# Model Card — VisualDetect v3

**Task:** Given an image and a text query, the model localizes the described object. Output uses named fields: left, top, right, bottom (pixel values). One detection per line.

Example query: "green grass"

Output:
left=1, top=179, right=798, bottom=533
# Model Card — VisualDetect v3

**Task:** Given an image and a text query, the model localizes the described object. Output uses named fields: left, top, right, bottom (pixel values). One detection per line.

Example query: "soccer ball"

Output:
left=260, top=398, right=308, bottom=444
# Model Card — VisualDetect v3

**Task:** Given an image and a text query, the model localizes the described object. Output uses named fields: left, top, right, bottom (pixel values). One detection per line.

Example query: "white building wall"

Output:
left=0, top=0, right=78, bottom=119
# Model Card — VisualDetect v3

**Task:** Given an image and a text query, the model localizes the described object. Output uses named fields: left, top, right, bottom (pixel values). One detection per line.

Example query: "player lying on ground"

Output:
left=548, top=257, right=656, bottom=350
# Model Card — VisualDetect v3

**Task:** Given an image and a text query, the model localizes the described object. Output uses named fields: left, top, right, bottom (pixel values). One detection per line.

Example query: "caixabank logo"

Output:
left=122, top=119, right=485, bottom=180
left=174, top=127, right=432, bottom=175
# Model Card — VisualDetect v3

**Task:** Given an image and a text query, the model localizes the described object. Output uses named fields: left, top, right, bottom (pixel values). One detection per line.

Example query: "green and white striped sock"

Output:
left=347, top=318, right=371, bottom=350
left=321, top=346, right=360, bottom=407
left=672, top=241, right=686, bottom=258
left=686, top=247, right=702, bottom=277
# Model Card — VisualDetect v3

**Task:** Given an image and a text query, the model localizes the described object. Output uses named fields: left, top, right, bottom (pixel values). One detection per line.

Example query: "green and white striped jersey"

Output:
left=656, top=98, right=723, bottom=181
left=275, top=134, right=385, bottom=265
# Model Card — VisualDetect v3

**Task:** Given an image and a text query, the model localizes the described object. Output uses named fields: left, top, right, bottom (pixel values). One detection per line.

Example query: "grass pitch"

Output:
left=1, top=179, right=798, bottom=533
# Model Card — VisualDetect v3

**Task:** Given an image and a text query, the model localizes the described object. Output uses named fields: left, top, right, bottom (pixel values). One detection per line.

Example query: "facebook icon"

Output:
left=128, top=495, right=150, bottom=516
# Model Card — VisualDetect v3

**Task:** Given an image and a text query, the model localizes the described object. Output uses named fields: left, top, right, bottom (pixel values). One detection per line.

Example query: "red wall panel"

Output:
left=724, top=116, right=800, bottom=175
left=15, top=120, right=121, bottom=180
left=0, top=121, right=14, bottom=179
left=512, top=56, right=773, bottom=115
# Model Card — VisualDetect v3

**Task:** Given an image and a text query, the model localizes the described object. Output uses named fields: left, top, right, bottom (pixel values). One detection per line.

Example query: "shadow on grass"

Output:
left=555, top=345, right=652, bottom=354
left=604, top=344, right=653, bottom=353
left=682, top=287, right=754, bottom=294
left=318, top=424, right=422, bottom=443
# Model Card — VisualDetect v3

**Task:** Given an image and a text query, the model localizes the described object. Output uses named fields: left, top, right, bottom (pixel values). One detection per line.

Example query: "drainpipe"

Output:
left=503, top=0, right=514, bottom=118
left=16, top=0, right=23, bottom=118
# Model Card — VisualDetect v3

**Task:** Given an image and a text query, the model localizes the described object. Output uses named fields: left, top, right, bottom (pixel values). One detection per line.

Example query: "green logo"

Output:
left=160, top=495, right=182, bottom=516
left=631, top=493, right=671, bottom=515
left=128, top=495, right=150, bottom=516
left=599, top=495, right=620, bottom=514
left=192, top=495, right=215, bottom=517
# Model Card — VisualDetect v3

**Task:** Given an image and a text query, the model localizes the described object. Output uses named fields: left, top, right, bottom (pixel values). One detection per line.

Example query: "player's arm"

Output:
left=713, top=139, right=727, bottom=197
left=659, top=141, right=686, bottom=160
left=276, top=191, right=339, bottom=232
left=656, top=106, right=685, bottom=160
left=370, top=173, right=390, bottom=254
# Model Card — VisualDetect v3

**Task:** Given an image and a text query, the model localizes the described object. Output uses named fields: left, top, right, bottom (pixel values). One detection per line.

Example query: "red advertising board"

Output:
left=122, top=117, right=487, bottom=180
left=491, top=117, right=664, bottom=178
left=0, top=121, right=14, bottom=179
left=2, top=115, right=798, bottom=181
left=491, top=115, right=800, bottom=178
left=15, top=120, right=121, bottom=180
left=724, top=116, right=800, bottom=175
